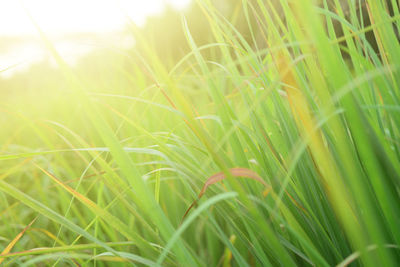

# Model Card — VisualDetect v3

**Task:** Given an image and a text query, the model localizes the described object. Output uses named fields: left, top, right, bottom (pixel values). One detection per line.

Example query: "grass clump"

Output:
left=1, top=0, right=400, bottom=266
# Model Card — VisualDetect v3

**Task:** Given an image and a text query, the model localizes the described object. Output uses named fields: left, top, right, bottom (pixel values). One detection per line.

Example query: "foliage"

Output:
left=0, top=0, right=400, bottom=266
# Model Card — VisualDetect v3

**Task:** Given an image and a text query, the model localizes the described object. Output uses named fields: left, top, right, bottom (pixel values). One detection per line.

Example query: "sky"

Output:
left=0, top=0, right=191, bottom=36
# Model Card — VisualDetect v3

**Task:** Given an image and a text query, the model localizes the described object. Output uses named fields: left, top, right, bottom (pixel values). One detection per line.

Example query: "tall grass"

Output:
left=1, top=0, right=400, bottom=265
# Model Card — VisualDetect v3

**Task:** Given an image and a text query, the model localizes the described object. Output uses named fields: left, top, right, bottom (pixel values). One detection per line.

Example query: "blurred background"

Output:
left=0, top=0, right=251, bottom=109
left=0, top=0, right=192, bottom=78
left=0, top=0, right=260, bottom=155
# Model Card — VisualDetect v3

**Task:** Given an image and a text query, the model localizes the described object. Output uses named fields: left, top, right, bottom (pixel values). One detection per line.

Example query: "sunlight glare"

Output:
left=0, top=0, right=191, bottom=78
left=0, top=0, right=191, bottom=36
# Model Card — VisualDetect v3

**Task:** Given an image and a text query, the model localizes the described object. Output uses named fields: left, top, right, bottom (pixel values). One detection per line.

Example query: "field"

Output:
left=1, top=0, right=400, bottom=266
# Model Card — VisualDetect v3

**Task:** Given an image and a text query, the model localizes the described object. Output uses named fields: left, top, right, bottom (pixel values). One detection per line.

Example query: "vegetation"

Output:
left=1, top=0, right=400, bottom=266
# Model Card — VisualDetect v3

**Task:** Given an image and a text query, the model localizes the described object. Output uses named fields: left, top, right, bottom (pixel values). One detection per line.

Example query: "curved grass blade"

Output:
left=0, top=217, right=37, bottom=264
left=0, top=180, right=119, bottom=257
left=159, top=192, right=238, bottom=265
left=181, top=168, right=269, bottom=222
left=34, top=164, right=153, bottom=252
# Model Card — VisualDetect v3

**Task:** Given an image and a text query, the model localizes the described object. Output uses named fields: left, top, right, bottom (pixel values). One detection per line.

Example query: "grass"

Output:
left=0, top=0, right=400, bottom=265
